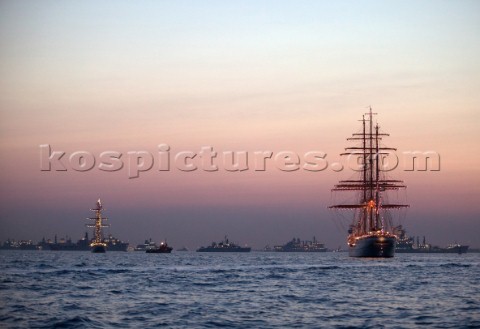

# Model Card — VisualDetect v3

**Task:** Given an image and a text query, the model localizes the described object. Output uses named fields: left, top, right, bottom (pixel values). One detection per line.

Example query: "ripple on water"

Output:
left=0, top=251, right=479, bottom=328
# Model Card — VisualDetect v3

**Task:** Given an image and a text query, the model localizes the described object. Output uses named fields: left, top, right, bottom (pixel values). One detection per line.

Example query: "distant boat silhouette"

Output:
left=197, top=236, right=251, bottom=252
left=146, top=240, right=173, bottom=254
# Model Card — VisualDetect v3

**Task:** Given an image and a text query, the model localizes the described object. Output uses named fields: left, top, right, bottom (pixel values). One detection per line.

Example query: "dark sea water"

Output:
left=1, top=251, right=479, bottom=328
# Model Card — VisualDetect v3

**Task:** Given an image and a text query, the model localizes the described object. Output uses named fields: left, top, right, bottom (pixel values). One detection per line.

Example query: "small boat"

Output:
left=146, top=241, right=173, bottom=253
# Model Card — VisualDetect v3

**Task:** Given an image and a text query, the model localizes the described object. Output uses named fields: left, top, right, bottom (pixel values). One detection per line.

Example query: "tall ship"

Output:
left=197, top=236, right=251, bottom=252
left=86, top=199, right=109, bottom=253
left=274, top=237, right=327, bottom=252
left=329, top=109, right=408, bottom=257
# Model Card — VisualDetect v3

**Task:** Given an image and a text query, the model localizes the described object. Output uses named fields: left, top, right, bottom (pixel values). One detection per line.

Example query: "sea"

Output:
left=1, top=251, right=479, bottom=328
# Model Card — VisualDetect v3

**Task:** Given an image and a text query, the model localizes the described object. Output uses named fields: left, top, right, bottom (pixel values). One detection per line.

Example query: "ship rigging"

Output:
left=329, top=108, right=409, bottom=257
left=86, top=199, right=109, bottom=253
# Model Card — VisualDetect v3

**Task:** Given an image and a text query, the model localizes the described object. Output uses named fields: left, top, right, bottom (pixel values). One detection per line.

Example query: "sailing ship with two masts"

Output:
left=330, top=109, right=409, bottom=257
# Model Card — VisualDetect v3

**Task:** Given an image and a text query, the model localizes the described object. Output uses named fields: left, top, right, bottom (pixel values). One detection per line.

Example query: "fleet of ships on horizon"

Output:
left=0, top=110, right=471, bottom=255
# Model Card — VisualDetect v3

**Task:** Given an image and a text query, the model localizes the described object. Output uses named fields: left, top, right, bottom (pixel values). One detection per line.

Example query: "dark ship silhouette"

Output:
left=274, top=237, right=327, bottom=252
left=37, top=233, right=128, bottom=251
left=145, top=240, right=173, bottom=253
left=394, top=226, right=469, bottom=254
left=197, top=236, right=251, bottom=252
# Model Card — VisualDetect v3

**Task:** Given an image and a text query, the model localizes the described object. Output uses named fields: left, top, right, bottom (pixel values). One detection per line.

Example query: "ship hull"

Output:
left=396, top=245, right=469, bottom=254
left=445, top=245, right=469, bottom=254
left=49, top=244, right=89, bottom=251
left=275, top=249, right=327, bottom=252
left=146, top=247, right=172, bottom=253
left=349, top=235, right=395, bottom=258
left=106, top=243, right=129, bottom=252
left=91, top=244, right=106, bottom=253
left=196, top=247, right=251, bottom=252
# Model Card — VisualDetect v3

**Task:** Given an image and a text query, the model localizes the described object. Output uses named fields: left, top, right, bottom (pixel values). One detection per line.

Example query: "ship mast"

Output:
left=86, top=199, right=109, bottom=248
left=329, top=109, right=409, bottom=236
left=368, top=109, right=374, bottom=232
left=375, top=122, right=381, bottom=231
left=362, top=114, right=367, bottom=234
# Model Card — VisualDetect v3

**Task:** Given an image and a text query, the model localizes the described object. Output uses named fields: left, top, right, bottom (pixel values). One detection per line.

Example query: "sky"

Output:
left=1, top=0, right=479, bottom=249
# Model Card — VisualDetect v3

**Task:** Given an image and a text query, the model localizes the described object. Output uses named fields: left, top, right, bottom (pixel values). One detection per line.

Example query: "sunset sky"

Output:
left=1, top=0, right=479, bottom=249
